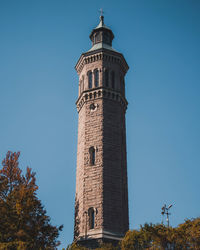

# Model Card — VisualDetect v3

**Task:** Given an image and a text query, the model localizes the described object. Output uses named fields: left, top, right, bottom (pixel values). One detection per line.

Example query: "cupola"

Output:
left=89, top=15, right=115, bottom=51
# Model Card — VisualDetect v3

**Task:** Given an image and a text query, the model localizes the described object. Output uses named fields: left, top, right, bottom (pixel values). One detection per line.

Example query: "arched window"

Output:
left=88, top=207, right=95, bottom=229
left=105, top=69, right=109, bottom=87
left=94, top=69, right=99, bottom=87
left=88, top=71, right=92, bottom=89
left=82, top=75, right=84, bottom=91
left=111, top=71, right=115, bottom=89
left=80, top=80, right=82, bottom=93
left=89, top=146, right=95, bottom=165
left=122, top=78, right=125, bottom=95
left=120, top=75, right=124, bottom=93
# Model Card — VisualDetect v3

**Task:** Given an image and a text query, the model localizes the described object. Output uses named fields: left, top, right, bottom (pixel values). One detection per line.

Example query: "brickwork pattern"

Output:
left=75, top=48, right=129, bottom=241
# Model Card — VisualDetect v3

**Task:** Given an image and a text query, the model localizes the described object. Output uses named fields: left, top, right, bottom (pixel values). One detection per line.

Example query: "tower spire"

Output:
left=99, top=14, right=104, bottom=26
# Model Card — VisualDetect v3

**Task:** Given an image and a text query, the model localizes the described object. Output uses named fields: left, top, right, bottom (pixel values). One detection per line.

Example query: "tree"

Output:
left=121, top=229, right=150, bottom=250
left=67, top=243, right=119, bottom=250
left=121, top=219, right=200, bottom=250
left=174, top=218, right=200, bottom=249
left=0, top=151, right=63, bottom=249
left=67, top=217, right=200, bottom=250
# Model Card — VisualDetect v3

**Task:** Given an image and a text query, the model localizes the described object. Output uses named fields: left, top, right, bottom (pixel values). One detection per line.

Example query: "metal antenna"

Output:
left=161, top=204, right=166, bottom=224
left=161, top=204, right=173, bottom=227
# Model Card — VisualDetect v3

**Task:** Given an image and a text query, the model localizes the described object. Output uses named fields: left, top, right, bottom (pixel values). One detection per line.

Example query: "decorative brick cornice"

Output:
left=76, top=87, right=128, bottom=113
left=75, top=49, right=129, bottom=75
left=75, top=52, right=103, bottom=75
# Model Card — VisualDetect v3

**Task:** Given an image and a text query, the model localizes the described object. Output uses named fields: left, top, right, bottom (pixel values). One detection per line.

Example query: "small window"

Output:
left=88, top=207, right=95, bottom=229
left=105, top=69, right=109, bottom=87
left=96, top=33, right=100, bottom=43
left=120, top=75, right=123, bottom=93
left=122, top=78, right=125, bottom=95
left=80, top=80, right=82, bottom=93
left=94, top=69, right=99, bottom=87
left=82, top=76, right=84, bottom=91
left=89, top=146, right=95, bottom=165
left=111, top=71, right=115, bottom=89
left=88, top=71, right=92, bottom=89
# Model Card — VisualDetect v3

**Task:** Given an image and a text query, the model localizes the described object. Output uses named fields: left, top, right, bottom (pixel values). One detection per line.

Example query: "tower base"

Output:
left=74, top=229, right=124, bottom=249
left=76, top=238, right=120, bottom=249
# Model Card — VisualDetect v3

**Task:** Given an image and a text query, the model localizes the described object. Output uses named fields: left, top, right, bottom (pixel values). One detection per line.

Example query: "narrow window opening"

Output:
left=89, top=147, right=95, bottom=165
left=120, top=75, right=123, bottom=93
left=88, top=207, right=95, bottom=229
left=80, top=80, right=82, bottom=93
left=82, top=76, right=84, bottom=91
left=88, top=71, right=92, bottom=89
left=94, top=69, right=99, bottom=87
left=79, top=80, right=81, bottom=94
left=111, top=71, right=115, bottom=89
left=105, top=69, right=109, bottom=87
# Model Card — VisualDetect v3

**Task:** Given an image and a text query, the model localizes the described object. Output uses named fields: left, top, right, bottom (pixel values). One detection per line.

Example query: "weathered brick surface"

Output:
left=74, top=42, right=129, bottom=242
left=102, top=98, right=129, bottom=234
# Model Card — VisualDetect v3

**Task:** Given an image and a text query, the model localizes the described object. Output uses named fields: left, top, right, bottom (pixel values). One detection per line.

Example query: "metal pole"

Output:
left=166, top=210, right=169, bottom=228
left=161, top=204, right=172, bottom=228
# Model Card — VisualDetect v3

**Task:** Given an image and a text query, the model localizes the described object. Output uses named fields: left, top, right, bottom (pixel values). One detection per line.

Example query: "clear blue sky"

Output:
left=0, top=0, right=200, bottom=249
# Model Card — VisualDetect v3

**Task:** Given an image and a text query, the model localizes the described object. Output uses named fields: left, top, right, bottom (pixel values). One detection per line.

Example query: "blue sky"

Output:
left=0, top=0, right=200, bottom=249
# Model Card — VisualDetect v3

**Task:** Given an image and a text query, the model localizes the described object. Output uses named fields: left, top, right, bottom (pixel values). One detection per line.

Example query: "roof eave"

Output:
left=75, top=48, right=129, bottom=75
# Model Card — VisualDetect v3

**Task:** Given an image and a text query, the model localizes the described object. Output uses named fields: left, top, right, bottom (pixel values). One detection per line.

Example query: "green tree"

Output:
left=67, top=243, right=119, bottom=250
left=66, top=243, right=88, bottom=250
left=121, top=229, right=151, bottom=250
left=95, top=243, right=119, bottom=250
left=121, top=219, right=200, bottom=250
left=0, top=151, right=63, bottom=249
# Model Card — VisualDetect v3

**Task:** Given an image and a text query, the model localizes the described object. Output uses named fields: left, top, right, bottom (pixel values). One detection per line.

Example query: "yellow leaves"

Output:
left=15, top=229, right=27, bottom=238
left=0, top=241, right=28, bottom=250
left=120, top=219, right=200, bottom=249
left=67, top=243, right=118, bottom=250
left=16, top=202, right=22, bottom=215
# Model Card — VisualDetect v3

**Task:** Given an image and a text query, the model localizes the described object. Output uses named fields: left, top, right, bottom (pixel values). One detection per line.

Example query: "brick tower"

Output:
left=74, top=15, right=129, bottom=247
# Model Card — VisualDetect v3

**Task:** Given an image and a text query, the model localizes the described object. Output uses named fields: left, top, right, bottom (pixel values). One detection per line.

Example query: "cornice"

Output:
left=75, top=48, right=129, bottom=76
left=76, top=87, right=128, bottom=113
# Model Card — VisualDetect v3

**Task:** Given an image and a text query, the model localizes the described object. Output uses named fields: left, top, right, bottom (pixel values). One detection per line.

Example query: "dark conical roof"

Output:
left=94, top=15, right=112, bottom=31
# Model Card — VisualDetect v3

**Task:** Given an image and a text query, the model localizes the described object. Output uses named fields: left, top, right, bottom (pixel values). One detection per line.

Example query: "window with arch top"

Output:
left=89, top=146, right=95, bottom=165
left=94, top=69, right=99, bottom=87
left=105, top=69, right=109, bottom=87
left=82, top=75, right=84, bottom=91
left=88, top=71, right=92, bottom=89
left=88, top=207, right=95, bottom=229
left=111, top=71, right=115, bottom=89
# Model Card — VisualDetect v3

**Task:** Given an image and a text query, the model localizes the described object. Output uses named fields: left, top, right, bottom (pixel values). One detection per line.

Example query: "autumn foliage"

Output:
left=0, top=151, right=63, bottom=249
left=121, top=219, right=200, bottom=249
left=67, top=218, right=200, bottom=250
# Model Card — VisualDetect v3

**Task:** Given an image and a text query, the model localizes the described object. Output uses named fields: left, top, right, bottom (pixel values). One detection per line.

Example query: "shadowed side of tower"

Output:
left=74, top=16, right=129, bottom=248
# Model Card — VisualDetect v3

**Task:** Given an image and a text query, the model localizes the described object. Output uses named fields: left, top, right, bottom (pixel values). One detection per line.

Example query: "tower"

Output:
left=74, top=15, right=129, bottom=246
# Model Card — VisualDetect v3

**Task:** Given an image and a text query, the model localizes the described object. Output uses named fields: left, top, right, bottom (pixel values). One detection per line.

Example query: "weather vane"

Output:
left=161, top=204, right=173, bottom=227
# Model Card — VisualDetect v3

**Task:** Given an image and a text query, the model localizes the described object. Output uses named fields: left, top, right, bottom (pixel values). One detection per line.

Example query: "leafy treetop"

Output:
left=0, top=151, right=63, bottom=250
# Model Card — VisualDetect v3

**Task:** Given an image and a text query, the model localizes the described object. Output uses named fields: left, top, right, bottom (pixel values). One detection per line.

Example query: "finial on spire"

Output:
left=99, top=8, right=104, bottom=17
left=99, top=8, right=104, bottom=25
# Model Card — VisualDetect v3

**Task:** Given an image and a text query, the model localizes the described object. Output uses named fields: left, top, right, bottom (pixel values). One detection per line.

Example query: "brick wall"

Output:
left=75, top=49, right=129, bottom=241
